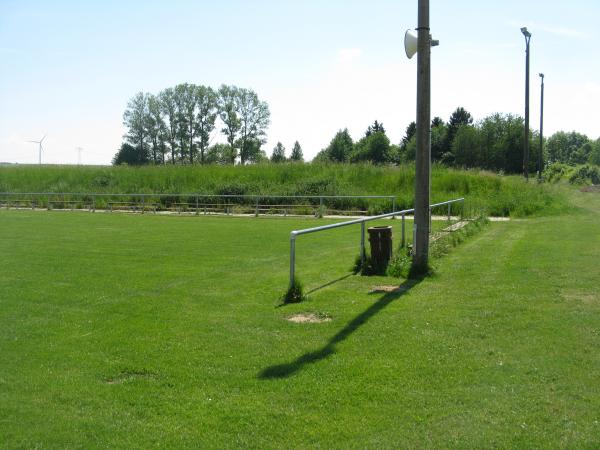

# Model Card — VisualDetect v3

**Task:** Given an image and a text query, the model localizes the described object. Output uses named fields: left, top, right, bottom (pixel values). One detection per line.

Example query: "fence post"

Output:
left=290, top=235, right=296, bottom=288
left=461, top=199, right=465, bottom=220
left=196, top=195, right=199, bottom=215
left=448, top=203, right=451, bottom=222
left=360, top=221, right=365, bottom=269
left=142, top=196, right=145, bottom=214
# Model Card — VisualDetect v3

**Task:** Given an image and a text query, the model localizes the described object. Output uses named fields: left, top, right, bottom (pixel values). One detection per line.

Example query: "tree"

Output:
left=218, top=85, right=241, bottom=163
left=241, top=138, right=266, bottom=164
left=325, top=129, right=354, bottom=162
left=146, top=94, right=167, bottom=164
left=236, top=88, right=271, bottom=164
left=477, top=113, right=524, bottom=173
left=112, top=142, right=149, bottom=165
left=290, top=141, right=304, bottom=162
left=452, top=125, right=480, bottom=168
left=352, top=132, right=391, bottom=164
left=365, top=120, right=385, bottom=137
left=430, top=119, right=447, bottom=162
left=173, top=83, right=199, bottom=164
left=401, top=121, right=416, bottom=146
left=446, top=107, right=474, bottom=155
left=588, top=139, right=600, bottom=166
left=271, top=142, right=286, bottom=163
left=123, top=92, right=150, bottom=156
left=205, top=143, right=236, bottom=165
left=158, top=87, right=179, bottom=164
left=431, top=116, right=444, bottom=128
left=195, top=85, right=218, bottom=164
left=546, top=131, right=590, bottom=165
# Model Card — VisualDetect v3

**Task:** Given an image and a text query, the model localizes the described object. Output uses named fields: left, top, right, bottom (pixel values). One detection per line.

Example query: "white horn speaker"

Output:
left=404, top=29, right=418, bottom=59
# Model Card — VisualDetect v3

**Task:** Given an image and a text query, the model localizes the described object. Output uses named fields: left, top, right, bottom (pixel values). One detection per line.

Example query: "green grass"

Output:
left=0, top=163, right=568, bottom=217
left=1, top=186, right=599, bottom=447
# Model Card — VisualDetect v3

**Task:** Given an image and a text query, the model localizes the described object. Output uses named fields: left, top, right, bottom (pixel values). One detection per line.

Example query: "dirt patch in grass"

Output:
left=581, top=185, right=600, bottom=193
left=561, top=290, right=598, bottom=305
left=105, top=368, right=157, bottom=384
left=370, top=285, right=404, bottom=294
left=286, top=313, right=332, bottom=324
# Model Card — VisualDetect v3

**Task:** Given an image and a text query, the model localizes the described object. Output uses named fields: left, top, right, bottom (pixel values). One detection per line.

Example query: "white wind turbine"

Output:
left=26, top=134, right=46, bottom=164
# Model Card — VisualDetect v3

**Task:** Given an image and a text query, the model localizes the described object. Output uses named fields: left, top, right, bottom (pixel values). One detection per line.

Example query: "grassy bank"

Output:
left=0, top=163, right=568, bottom=216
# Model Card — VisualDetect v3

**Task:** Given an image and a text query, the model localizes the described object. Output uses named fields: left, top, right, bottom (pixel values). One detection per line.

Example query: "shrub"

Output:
left=568, top=165, right=600, bottom=185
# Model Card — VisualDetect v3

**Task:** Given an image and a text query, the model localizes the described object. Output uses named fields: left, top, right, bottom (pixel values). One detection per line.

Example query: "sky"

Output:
left=1, top=0, right=599, bottom=165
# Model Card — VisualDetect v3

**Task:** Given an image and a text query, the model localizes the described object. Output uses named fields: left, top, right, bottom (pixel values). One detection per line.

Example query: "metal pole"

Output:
left=522, top=28, right=532, bottom=180
left=401, top=214, right=406, bottom=248
left=290, top=235, right=296, bottom=288
left=360, top=221, right=365, bottom=268
left=539, top=73, right=545, bottom=182
left=413, top=0, right=432, bottom=269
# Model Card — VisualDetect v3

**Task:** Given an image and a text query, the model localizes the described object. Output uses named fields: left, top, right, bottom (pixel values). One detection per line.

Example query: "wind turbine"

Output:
left=26, top=134, right=46, bottom=165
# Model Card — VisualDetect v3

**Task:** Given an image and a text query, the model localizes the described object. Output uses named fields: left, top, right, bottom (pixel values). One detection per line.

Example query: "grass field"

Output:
left=1, top=187, right=599, bottom=448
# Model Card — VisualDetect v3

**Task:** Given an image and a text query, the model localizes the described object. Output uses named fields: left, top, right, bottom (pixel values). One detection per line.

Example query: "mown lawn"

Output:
left=1, top=189, right=599, bottom=448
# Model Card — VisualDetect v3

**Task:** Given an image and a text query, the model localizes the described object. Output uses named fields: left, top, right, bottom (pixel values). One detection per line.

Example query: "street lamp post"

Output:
left=521, top=27, right=532, bottom=180
left=538, top=73, right=545, bottom=181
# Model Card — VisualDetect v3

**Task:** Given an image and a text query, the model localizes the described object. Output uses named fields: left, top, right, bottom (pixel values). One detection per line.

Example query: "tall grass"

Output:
left=0, top=163, right=568, bottom=216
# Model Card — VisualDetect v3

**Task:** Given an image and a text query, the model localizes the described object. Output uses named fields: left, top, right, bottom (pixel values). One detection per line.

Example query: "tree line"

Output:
left=114, top=84, right=271, bottom=165
left=315, top=108, right=600, bottom=173
left=114, top=84, right=599, bottom=173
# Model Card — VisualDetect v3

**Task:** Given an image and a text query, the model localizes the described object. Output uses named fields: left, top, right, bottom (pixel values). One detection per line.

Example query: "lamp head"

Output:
left=521, top=27, right=531, bottom=37
left=539, top=73, right=544, bottom=78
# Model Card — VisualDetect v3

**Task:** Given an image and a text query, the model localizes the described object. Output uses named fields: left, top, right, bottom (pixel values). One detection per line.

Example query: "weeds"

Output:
left=282, top=279, right=306, bottom=304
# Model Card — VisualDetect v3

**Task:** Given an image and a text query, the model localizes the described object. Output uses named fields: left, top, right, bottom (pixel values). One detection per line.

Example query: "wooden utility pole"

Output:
left=413, top=0, right=432, bottom=270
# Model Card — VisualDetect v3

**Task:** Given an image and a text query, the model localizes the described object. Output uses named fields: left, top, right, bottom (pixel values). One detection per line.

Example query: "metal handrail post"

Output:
left=290, top=235, right=296, bottom=288
left=360, top=221, right=365, bottom=268
left=401, top=213, right=406, bottom=247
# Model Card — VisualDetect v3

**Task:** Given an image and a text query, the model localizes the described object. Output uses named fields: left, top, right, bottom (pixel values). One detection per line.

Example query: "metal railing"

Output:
left=288, top=198, right=465, bottom=288
left=0, top=192, right=397, bottom=216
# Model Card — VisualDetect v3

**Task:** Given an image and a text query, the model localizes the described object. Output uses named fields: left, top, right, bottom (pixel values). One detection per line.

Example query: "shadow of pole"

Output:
left=259, top=277, right=423, bottom=380
left=305, top=273, right=354, bottom=295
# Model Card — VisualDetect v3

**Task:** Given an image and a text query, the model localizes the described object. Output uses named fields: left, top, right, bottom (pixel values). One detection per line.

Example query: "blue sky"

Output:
left=1, top=0, right=599, bottom=164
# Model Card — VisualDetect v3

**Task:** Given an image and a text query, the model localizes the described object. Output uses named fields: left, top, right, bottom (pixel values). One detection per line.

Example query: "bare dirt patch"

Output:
left=370, top=285, right=404, bottom=294
left=286, top=313, right=332, bottom=324
left=561, top=290, right=598, bottom=305
left=581, top=185, right=600, bottom=193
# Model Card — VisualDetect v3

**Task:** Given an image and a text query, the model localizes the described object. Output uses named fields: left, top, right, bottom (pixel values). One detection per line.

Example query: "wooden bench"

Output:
left=108, top=202, right=158, bottom=213
left=325, top=209, right=369, bottom=216
left=47, top=200, right=92, bottom=211
left=1, top=199, right=36, bottom=209
left=165, top=203, right=231, bottom=215
left=254, top=204, right=316, bottom=217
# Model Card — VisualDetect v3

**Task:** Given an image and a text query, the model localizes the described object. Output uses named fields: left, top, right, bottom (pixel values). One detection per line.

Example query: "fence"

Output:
left=288, top=198, right=465, bottom=288
left=0, top=192, right=398, bottom=217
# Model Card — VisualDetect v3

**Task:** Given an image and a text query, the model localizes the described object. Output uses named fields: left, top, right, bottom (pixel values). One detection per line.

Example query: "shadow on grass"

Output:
left=259, top=276, right=423, bottom=380
left=305, top=273, right=354, bottom=295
